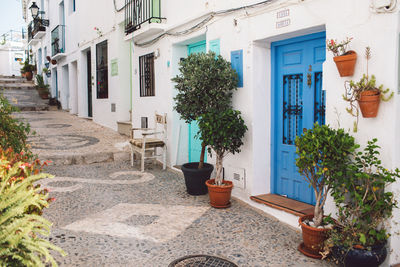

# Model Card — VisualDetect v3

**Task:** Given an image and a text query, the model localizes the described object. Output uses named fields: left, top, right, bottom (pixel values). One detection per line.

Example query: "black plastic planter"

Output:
left=332, top=242, right=387, bottom=267
left=181, top=162, right=214, bottom=195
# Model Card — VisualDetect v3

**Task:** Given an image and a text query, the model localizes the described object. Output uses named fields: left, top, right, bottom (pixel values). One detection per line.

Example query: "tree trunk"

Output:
left=215, top=152, right=223, bottom=186
left=313, top=196, right=323, bottom=227
left=198, top=142, right=206, bottom=169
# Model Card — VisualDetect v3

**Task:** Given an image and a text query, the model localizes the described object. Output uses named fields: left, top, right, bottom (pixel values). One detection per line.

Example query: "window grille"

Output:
left=139, top=53, right=155, bottom=97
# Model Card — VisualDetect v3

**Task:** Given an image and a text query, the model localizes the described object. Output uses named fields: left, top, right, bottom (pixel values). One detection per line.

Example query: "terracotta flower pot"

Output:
left=298, top=214, right=330, bottom=259
left=205, top=179, right=233, bottom=208
left=333, top=50, right=357, bottom=77
left=358, top=90, right=381, bottom=118
left=51, top=59, right=57, bottom=65
left=25, top=71, right=33, bottom=81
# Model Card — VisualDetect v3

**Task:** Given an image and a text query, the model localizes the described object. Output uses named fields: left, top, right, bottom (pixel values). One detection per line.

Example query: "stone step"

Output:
left=0, top=83, right=36, bottom=90
left=0, top=78, right=28, bottom=84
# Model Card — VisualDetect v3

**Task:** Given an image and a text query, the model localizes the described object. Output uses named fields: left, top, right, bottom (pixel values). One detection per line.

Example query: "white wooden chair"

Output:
left=129, top=112, right=167, bottom=172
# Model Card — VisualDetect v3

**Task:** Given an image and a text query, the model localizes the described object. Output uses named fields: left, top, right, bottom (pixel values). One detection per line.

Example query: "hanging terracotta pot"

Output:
left=46, top=56, right=51, bottom=61
left=51, top=59, right=57, bottom=65
left=333, top=50, right=357, bottom=77
left=298, top=214, right=331, bottom=259
left=358, top=90, right=380, bottom=118
left=205, top=179, right=233, bottom=208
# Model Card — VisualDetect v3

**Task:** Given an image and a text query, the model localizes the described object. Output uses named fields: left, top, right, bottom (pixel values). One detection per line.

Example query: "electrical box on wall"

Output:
left=224, top=166, right=246, bottom=189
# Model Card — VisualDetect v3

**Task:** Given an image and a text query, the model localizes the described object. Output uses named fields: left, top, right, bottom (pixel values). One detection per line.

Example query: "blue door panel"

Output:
left=272, top=32, right=326, bottom=205
left=231, top=50, right=243, bottom=88
left=187, top=40, right=207, bottom=163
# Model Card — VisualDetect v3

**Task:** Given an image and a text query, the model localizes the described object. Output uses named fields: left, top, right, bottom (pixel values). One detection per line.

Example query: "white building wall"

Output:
left=24, top=0, right=131, bottom=130
left=129, top=0, right=400, bottom=264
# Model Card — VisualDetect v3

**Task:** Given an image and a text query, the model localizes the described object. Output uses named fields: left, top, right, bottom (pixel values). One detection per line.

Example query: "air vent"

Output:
left=141, top=117, right=148, bottom=128
left=224, top=166, right=245, bottom=189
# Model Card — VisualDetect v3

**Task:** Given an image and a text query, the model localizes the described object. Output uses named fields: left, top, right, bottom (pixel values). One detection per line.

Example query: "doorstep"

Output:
left=250, top=194, right=314, bottom=217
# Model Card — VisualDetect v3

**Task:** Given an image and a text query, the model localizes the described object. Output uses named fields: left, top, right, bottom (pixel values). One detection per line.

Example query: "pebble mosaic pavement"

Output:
left=42, top=162, right=334, bottom=267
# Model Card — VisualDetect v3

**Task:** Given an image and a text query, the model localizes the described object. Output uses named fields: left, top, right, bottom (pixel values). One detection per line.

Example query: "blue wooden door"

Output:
left=272, top=32, right=326, bottom=205
left=187, top=40, right=206, bottom=163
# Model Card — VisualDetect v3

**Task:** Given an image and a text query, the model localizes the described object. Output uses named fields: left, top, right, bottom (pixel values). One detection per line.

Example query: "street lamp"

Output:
left=29, top=2, right=40, bottom=19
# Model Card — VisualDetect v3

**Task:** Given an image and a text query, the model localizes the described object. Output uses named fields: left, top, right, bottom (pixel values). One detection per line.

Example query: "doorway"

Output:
left=272, top=32, right=326, bottom=205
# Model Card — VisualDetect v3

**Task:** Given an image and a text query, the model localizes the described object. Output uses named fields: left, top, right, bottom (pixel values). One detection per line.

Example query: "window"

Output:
left=139, top=53, right=155, bottom=97
left=69, top=0, right=76, bottom=13
left=96, top=40, right=108, bottom=99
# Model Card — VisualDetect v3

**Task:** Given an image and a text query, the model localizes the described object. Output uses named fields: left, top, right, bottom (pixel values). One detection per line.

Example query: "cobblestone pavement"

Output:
left=17, top=111, right=131, bottom=165
left=11, top=109, right=334, bottom=266
left=41, top=161, right=334, bottom=267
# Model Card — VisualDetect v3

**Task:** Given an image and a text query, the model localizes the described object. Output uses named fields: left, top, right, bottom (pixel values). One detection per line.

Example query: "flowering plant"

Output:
left=326, top=37, right=353, bottom=57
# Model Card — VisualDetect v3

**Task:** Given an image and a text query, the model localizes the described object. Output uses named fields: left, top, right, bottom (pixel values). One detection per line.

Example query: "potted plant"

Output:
left=35, top=74, right=50, bottom=99
left=42, top=67, right=51, bottom=78
left=198, top=108, right=247, bottom=208
left=20, top=61, right=36, bottom=81
left=327, top=37, right=357, bottom=77
left=344, top=47, right=393, bottom=130
left=327, top=138, right=400, bottom=266
left=295, top=123, right=357, bottom=258
left=172, top=51, right=238, bottom=195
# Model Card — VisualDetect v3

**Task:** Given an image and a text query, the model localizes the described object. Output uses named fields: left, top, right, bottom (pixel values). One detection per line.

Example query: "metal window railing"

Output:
left=125, top=0, right=164, bottom=35
left=27, top=18, right=48, bottom=42
left=51, top=25, right=65, bottom=56
left=139, top=53, right=155, bottom=97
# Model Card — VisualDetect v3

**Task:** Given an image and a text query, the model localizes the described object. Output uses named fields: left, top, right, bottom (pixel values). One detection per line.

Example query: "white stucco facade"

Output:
left=23, top=0, right=400, bottom=264
left=0, top=31, right=25, bottom=76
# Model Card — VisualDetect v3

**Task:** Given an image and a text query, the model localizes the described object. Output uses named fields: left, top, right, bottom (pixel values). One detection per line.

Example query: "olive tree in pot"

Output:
left=172, top=51, right=238, bottom=195
left=295, top=123, right=357, bottom=258
left=326, top=139, right=400, bottom=267
left=198, top=108, right=247, bottom=208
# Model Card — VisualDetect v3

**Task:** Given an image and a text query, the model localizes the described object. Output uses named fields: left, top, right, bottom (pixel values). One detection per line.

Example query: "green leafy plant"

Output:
left=0, top=148, right=65, bottom=266
left=172, top=51, right=238, bottom=168
left=295, top=123, right=357, bottom=227
left=343, top=47, right=393, bottom=131
left=326, top=37, right=353, bottom=57
left=327, top=138, right=399, bottom=249
left=198, top=108, right=247, bottom=185
left=35, top=74, right=49, bottom=95
left=20, top=60, right=36, bottom=73
left=0, top=94, right=33, bottom=154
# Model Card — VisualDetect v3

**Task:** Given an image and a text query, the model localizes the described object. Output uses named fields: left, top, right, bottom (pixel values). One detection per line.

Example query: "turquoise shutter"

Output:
left=231, top=50, right=243, bottom=87
left=209, top=39, right=220, bottom=56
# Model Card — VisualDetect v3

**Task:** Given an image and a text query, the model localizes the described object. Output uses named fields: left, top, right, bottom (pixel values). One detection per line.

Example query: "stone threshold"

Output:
left=250, top=194, right=314, bottom=217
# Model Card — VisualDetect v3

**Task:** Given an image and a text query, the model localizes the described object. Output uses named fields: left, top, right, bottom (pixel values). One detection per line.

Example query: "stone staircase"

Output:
left=0, top=75, right=49, bottom=111
left=0, top=75, right=36, bottom=90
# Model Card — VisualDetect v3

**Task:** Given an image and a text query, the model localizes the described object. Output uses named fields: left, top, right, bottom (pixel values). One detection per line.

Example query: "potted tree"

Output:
left=295, top=123, right=357, bottom=258
left=198, top=108, right=247, bottom=208
left=172, top=51, right=238, bottom=195
left=327, top=37, right=357, bottom=77
left=327, top=139, right=400, bottom=267
left=35, top=74, right=50, bottom=99
left=344, top=47, right=393, bottom=128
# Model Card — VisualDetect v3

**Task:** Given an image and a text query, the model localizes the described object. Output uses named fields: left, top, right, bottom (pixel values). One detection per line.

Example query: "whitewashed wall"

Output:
left=129, top=0, right=400, bottom=264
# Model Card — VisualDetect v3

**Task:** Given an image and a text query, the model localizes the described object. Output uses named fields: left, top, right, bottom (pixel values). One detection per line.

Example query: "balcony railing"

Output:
left=125, top=0, right=164, bottom=34
left=27, top=18, right=48, bottom=43
left=51, top=25, right=65, bottom=57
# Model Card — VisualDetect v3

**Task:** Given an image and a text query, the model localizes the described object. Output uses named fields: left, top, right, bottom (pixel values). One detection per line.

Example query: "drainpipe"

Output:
left=129, top=39, right=133, bottom=121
